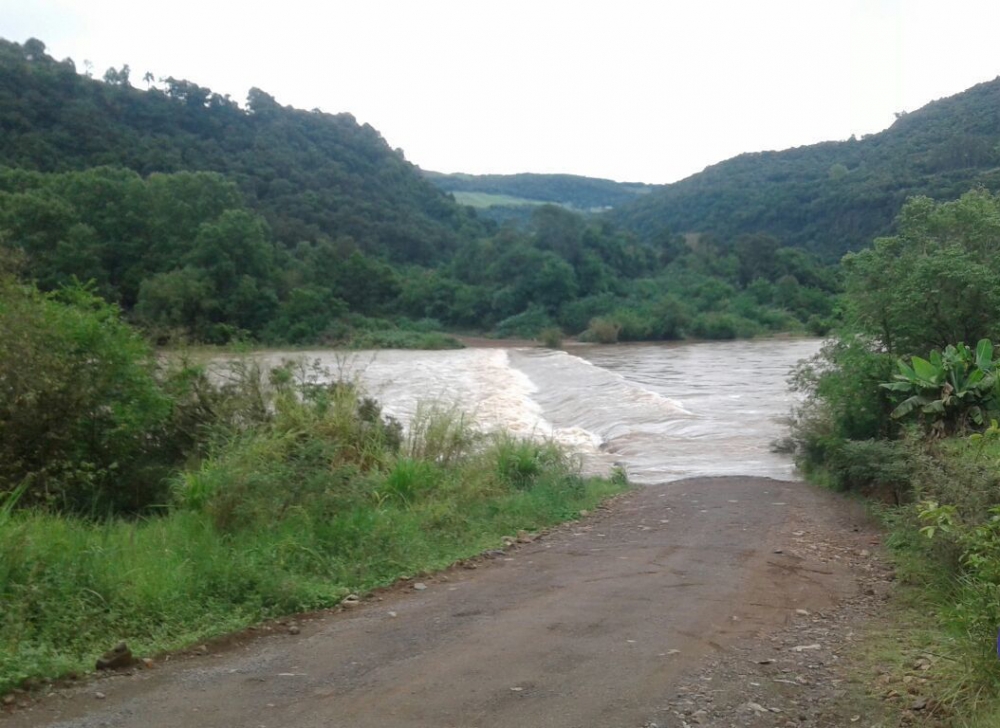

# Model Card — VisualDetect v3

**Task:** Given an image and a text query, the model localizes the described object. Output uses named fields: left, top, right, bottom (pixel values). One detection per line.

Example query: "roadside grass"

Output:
left=844, top=500, right=1000, bottom=726
left=0, top=381, right=627, bottom=695
left=851, top=572, right=1000, bottom=727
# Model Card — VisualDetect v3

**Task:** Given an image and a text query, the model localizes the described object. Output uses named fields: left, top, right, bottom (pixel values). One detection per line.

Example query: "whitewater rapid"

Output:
left=265, top=338, right=821, bottom=484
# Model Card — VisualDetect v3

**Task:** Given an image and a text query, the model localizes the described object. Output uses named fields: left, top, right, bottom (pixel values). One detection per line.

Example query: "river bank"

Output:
left=0, top=355, right=628, bottom=699
left=1, top=476, right=893, bottom=728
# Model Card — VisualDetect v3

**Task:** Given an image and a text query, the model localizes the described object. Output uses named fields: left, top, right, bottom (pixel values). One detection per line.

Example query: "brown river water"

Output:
left=259, top=338, right=822, bottom=485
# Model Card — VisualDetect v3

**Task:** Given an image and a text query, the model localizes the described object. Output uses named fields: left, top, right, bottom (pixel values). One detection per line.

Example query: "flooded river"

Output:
left=261, top=338, right=822, bottom=485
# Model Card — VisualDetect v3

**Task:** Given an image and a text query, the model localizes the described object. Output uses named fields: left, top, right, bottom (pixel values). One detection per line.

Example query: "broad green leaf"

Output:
left=897, top=360, right=917, bottom=381
left=976, top=339, right=994, bottom=370
left=911, top=356, right=940, bottom=384
left=922, top=400, right=946, bottom=414
left=891, top=395, right=932, bottom=419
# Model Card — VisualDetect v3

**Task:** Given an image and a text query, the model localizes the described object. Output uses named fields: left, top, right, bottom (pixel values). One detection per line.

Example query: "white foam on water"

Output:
left=269, top=349, right=606, bottom=461
left=251, top=338, right=822, bottom=485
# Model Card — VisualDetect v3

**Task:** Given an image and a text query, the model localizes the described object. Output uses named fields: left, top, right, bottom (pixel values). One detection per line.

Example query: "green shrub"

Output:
left=347, top=329, right=464, bottom=350
left=557, top=293, right=618, bottom=334
left=825, top=438, right=917, bottom=500
left=491, top=435, right=565, bottom=491
left=538, top=326, right=563, bottom=348
left=0, top=279, right=173, bottom=514
left=382, top=458, right=439, bottom=505
left=406, top=404, right=477, bottom=467
left=583, top=316, right=621, bottom=344
left=608, top=308, right=656, bottom=341
left=791, top=337, right=897, bottom=473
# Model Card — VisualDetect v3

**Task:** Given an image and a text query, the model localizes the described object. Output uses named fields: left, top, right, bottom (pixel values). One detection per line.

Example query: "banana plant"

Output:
left=880, top=339, right=998, bottom=431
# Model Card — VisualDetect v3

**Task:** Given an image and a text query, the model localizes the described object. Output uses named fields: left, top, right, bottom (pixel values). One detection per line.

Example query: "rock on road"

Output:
left=3, top=477, right=882, bottom=728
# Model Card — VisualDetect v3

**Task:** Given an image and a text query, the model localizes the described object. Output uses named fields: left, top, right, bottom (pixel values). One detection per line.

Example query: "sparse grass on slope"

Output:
left=451, top=191, right=551, bottom=209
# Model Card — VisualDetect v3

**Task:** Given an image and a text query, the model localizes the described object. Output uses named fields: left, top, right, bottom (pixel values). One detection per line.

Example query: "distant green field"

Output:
left=451, top=191, right=550, bottom=208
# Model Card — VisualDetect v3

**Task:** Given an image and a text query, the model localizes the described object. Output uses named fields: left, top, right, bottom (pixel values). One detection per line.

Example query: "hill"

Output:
left=613, top=77, right=1000, bottom=260
left=0, top=38, right=480, bottom=265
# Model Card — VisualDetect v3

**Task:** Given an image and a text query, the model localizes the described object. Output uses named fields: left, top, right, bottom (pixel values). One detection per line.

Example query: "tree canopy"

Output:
left=843, top=189, right=1000, bottom=356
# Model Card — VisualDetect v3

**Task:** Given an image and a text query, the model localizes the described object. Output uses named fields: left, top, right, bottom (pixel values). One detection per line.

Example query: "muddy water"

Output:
left=261, top=338, right=821, bottom=485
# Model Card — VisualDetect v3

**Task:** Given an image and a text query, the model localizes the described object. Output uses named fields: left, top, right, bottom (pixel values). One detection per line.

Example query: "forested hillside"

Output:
left=0, top=38, right=480, bottom=265
left=615, top=77, right=1000, bottom=259
left=0, top=37, right=838, bottom=345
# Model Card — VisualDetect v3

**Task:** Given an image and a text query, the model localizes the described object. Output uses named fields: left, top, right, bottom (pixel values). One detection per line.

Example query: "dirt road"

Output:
left=3, top=477, right=886, bottom=728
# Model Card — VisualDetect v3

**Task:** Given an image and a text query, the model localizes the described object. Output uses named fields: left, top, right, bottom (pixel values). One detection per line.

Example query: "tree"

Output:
left=843, top=191, right=1000, bottom=355
left=103, top=64, right=131, bottom=86
left=734, top=233, right=781, bottom=286
left=530, top=205, right=585, bottom=264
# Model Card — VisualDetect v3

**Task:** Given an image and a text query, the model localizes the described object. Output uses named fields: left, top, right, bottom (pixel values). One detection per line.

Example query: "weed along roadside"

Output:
left=0, top=280, right=627, bottom=698
left=790, top=191, right=1000, bottom=726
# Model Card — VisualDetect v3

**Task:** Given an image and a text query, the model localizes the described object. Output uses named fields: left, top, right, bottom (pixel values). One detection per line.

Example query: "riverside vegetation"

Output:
left=791, top=189, right=1000, bottom=725
left=0, top=270, right=627, bottom=695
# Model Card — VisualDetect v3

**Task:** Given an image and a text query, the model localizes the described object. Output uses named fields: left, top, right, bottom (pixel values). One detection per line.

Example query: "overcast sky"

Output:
left=3, top=0, right=1000, bottom=183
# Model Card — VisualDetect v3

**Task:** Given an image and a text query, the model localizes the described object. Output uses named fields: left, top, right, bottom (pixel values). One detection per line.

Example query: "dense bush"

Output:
left=791, top=338, right=897, bottom=469
left=0, top=277, right=174, bottom=513
left=582, top=317, right=621, bottom=344
left=881, top=339, right=1000, bottom=435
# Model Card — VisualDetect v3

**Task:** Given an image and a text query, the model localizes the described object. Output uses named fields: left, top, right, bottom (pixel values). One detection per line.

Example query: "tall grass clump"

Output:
left=538, top=326, right=563, bottom=349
